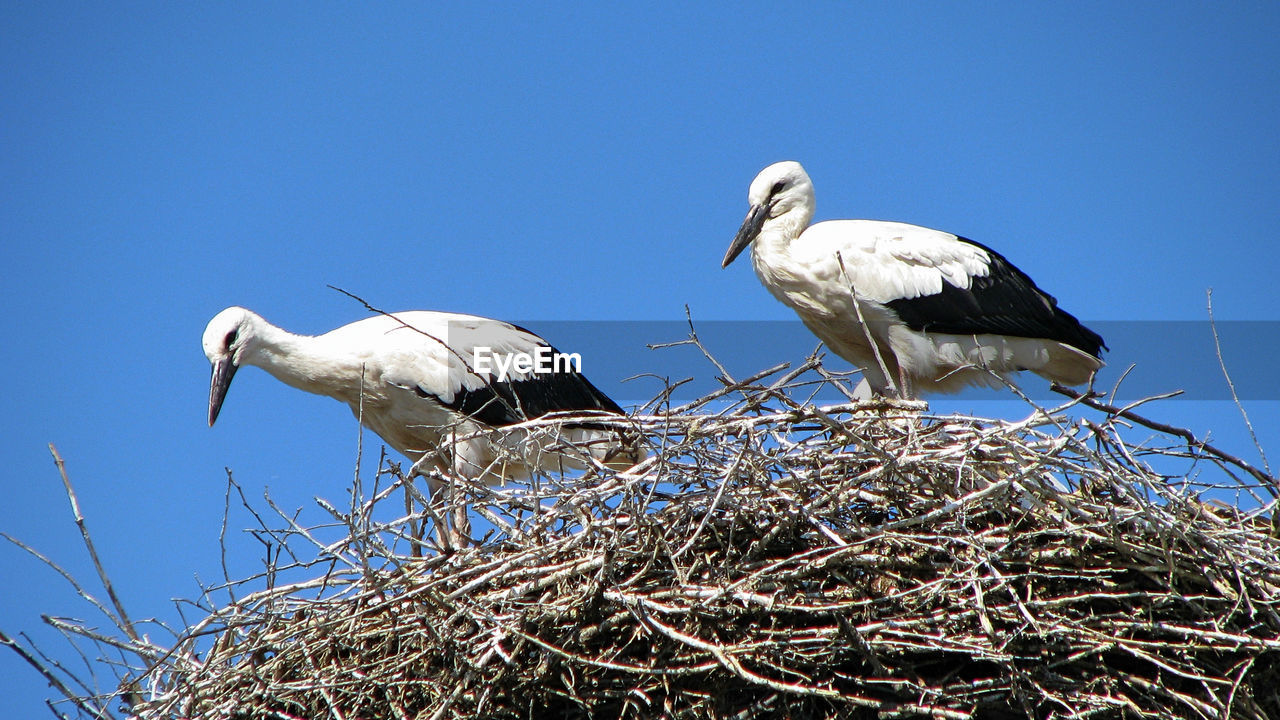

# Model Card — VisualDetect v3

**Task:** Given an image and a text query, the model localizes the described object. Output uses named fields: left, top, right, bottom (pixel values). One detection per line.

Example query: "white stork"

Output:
left=202, top=307, right=643, bottom=486
left=722, top=161, right=1106, bottom=399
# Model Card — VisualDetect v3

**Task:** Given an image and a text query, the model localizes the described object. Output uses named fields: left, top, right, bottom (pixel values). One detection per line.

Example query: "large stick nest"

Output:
left=22, top=373, right=1280, bottom=719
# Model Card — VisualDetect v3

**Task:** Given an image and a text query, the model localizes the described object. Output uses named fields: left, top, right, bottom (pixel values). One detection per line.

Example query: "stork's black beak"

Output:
left=722, top=202, right=769, bottom=268
left=208, top=357, right=238, bottom=426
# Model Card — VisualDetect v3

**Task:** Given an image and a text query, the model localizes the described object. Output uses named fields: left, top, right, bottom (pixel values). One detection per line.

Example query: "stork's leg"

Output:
left=432, top=476, right=476, bottom=552
left=447, top=486, right=473, bottom=548
left=407, top=456, right=470, bottom=554
left=404, top=473, right=423, bottom=559
left=423, top=473, right=457, bottom=553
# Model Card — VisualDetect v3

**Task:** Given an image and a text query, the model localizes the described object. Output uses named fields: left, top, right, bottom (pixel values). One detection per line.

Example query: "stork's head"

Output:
left=722, top=161, right=815, bottom=268
left=202, top=306, right=261, bottom=426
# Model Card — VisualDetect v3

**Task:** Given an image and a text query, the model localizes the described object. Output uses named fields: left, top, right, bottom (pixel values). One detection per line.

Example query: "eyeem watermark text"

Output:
left=473, top=346, right=583, bottom=382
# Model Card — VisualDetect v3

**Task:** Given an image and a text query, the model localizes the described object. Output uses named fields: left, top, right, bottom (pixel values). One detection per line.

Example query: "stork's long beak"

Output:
left=208, top=357, right=238, bottom=426
left=722, top=202, right=769, bottom=268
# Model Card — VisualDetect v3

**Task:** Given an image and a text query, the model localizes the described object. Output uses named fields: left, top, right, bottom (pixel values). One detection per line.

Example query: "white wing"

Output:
left=320, top=311, right=544, bottom=401
left=791, top=220, right=992, bottom=304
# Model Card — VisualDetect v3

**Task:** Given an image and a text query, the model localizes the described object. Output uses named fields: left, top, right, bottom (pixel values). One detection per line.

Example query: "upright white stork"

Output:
left=722, top=161, right=1106, bottom=399
left=202, top=307, right=643, bottom=486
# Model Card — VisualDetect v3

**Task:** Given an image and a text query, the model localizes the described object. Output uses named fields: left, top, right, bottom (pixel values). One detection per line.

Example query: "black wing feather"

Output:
left=415, top=344, right=625, bottom=428
left=884, top=237, right=1106, bottom=358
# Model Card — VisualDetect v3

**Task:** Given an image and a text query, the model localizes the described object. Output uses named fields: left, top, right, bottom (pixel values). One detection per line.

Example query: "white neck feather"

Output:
left=752, top=204, right=812, bottom=262
left=240, top=319, right=362, bottom=402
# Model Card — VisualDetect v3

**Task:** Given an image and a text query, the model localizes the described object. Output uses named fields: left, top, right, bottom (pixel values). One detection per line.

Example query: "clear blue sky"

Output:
left=3, top=3, right=1278, bottom=715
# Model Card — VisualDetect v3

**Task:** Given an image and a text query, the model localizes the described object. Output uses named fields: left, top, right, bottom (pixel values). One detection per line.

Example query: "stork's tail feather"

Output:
left=1034, top=342, right=1104, bottom=387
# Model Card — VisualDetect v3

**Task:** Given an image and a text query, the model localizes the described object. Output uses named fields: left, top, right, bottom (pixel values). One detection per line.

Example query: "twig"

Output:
left=835, top=250, right=899, bottom=397
left=1207, top=288, right=1270, bottom=476
left=1049, top=385, right=1277, bottom=492
left=0, top=630, right=113, bottom=720
left=48, top=444, right=140, bottom=644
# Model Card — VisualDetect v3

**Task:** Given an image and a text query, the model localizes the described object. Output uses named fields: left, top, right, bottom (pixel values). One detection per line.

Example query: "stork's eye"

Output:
left=770, top=181, right=786, bottom=196
left=224, top=329, right=239, bottom=349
